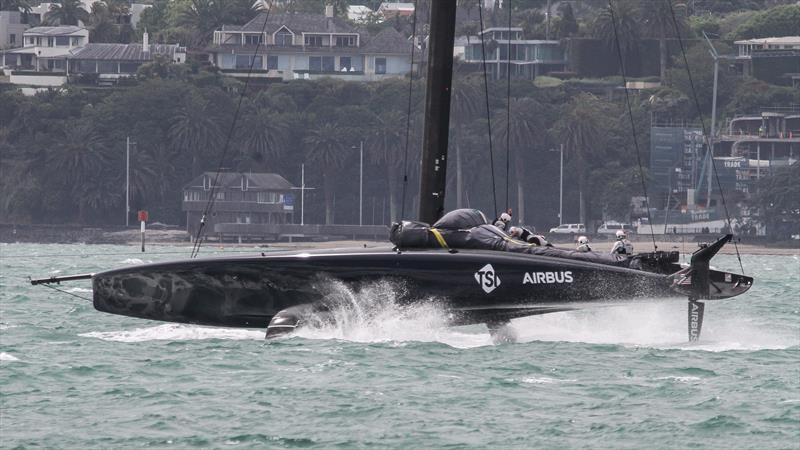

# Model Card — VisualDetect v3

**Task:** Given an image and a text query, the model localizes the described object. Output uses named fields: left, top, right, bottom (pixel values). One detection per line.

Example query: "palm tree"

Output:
left=365, top=110, right=406, bottom=223
left=46, top=121, right=111, bottom=223
left=450, top=77, right=481, bottom=209
left=46, top=0, right=89, bottom=26
left=592, top=0, right=640, bottom=70
left=0, top=0, right=31, bottom=12
left=493, top=97, right=544, bottom=226
left=304, top=121, right=351, bottom=224
left=168, top=95, right=222, bottom=178
left=239, top=103, right=289, bottom=167
left=639, top=0, right=689, bottom=83
left=555, top=93, right=607, bottom=226
left=88, top=2, right=118, bottom=42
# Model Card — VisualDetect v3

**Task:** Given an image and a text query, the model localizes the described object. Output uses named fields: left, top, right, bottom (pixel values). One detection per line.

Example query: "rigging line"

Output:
left=190, top=1, right=275, bottom=259
left=665, top=0, right=745, bottom=274
left=36, top=281, right=93, bottom=302
left=607, top=1, right=658, bottom=252
left=505, top=0, right=511, bottom=212
left=5, top=249, right=281, bottom=259
left=478, top=1, right=498, bottom=217
left=399, top=0, right=418, bottom=220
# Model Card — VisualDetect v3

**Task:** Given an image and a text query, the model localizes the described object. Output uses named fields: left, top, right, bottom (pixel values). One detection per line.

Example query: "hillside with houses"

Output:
left=0, top=0, right=798, bottom=241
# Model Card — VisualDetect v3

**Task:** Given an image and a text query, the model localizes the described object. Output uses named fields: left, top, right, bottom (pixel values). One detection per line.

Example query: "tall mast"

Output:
left=418, top=0, right=457, bottom=224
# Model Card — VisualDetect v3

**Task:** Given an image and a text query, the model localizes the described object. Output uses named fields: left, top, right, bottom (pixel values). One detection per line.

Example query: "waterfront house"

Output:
left=460, top=27, right=567, bottom=80
left=0, top=11, right=30, bottom=49
left=2, top=30, right=185, bottom=87
left=208, top=7, right=412, bottom=82
left=183, top=172, right=295, bottom=239
left=377, top=2, right=414, bottom=19
left=734, top=36, right=800, bottom=86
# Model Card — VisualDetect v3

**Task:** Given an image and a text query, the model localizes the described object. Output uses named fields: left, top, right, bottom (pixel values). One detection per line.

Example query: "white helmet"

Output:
left=578, top=236, right=589, bottom=245
left=616, top=229, right=627, bottom=240
left=500, top=212, right=511, bottom=222
left=508, top=226, right=522, bottom=238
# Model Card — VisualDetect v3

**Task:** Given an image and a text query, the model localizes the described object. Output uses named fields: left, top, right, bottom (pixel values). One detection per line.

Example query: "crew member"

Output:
left=509, top=226, right=552, bottom=246
left=576, top=236, right=591, bottom=252
left=494, top=211, right=512, bottom=230
left=611, top=229, right=634, bottom=255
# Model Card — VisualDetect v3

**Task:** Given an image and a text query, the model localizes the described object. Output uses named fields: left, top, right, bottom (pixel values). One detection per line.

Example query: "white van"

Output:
left=597, top=222, right=636, bottom=235
left=549, top=223, right=586, bottom=234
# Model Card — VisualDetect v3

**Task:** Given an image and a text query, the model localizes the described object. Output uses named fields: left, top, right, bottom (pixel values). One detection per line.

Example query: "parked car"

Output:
left=596, top=222, right=636, bottom=235
left=549, top=223, right=586, bottom=234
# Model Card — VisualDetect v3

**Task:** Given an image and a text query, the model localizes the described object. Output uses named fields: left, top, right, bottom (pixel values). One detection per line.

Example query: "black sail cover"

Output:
left=390, top=209, right=629, bottom=267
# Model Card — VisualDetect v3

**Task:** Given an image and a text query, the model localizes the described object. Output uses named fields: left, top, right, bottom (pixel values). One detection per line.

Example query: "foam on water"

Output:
left=292, top=282, right=796, bottom=351
left=292, top=279, right=493, bottom=349
left=511, top=302, right=798, bottom=351
left=0, top=352, right=19, bottom=361
left=80, top=324, right=263, bottom=342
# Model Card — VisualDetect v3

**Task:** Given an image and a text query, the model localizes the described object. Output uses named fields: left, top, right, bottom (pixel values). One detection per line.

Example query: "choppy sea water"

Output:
left=1, top=243, right=798, bottom=449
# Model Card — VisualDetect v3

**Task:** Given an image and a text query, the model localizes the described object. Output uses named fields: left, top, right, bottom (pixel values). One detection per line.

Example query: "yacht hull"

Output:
left=92, top=247, right=690, bottom=329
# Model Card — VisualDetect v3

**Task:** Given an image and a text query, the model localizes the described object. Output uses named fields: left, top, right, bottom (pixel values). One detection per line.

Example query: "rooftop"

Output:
left=227, top=12, right=356, bottom=34
left=734, top=36, right=800, bottom=45
left=69, top=43, right=184, bottom=61
left=25, top=26, right=87, bottom=36
left=185, top=172, right=294, bottom=191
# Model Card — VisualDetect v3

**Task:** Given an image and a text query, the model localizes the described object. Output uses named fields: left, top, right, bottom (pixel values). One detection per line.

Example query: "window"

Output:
left=375, top=57, right=386, bottom=74
left=98, top=61, right=116, bottom=73
left=215, top=192, right=225, bottom=200
left=55, top=36, right=69, bottom=46
left=71, top=36, right=80, bottom=46
left=76, top=60, right=96, bottom=73
left=28, top=36, right=35, bottom=45
left=257, top=192, right=280, bottom=204
left=340, top=56, right=351, bottom=70
left=119, top=62, right=140, bottom=73
left=335, top=35, right=356, bottom=47
left=47, top=37, right=53, bottom=47
left=275, top=30, right=293, bottom=46
left=245, top=34, right=263, bottom=45
left=9, top=34, right=15, bottom=44
left=305, top=35, right=323, bottom=47
left=267, top=55, right=278, bottom=70
left=309, top=56, right=334, bottom=72
left=184, top=191, right=203, bottom=201
left=235, top=54, right=262, bottom=69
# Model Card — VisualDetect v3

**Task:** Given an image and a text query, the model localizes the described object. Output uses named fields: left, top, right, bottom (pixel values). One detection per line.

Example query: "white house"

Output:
left=208, top=7, right=412, bottom=82
left=347, top=5, right=373, bottom=23
left=2, top=29, right=185, bottom=87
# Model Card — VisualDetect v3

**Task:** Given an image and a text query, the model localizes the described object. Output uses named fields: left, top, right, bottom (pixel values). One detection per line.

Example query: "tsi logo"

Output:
left=474, top=263, right=501, bottom=294
left=523, top=271, right=573, bottom=284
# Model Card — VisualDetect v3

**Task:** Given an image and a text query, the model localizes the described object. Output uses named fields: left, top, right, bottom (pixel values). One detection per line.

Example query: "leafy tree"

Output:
left=667, top=41, right=735, bottom=119
left=554, top=2, right=578, bottom=38
left=733, top=4, right=800, bottom=39
left=749, top=162, right=800, bottom=240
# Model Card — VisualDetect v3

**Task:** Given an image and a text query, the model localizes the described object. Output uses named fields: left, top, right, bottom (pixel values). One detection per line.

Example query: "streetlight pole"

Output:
left=125, top=136, right=130, bottom=227
left=300, top=163, right=305, bottom=226
left=559, top=143, right=563, bottom=225
left=550, top=144, right=564, bottom=225
left=359, top=140, right=363, bottom=226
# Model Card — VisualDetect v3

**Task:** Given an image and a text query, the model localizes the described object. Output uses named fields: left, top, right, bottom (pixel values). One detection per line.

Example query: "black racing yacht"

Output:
left=32, top=2, right=752, bottom=342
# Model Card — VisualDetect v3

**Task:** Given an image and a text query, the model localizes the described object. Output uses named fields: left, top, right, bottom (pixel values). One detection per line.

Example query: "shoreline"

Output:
left=3, top=238, right=796, bottom=256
